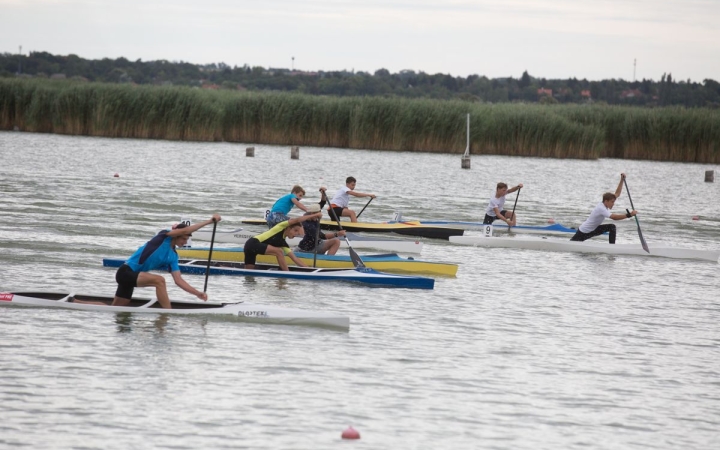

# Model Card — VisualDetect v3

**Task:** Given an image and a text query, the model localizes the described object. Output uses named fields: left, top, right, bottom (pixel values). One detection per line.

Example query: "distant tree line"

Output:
left=2, top=51, right=719, bottom=108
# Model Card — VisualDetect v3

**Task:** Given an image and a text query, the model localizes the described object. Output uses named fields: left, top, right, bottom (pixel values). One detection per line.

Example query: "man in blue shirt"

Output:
left=97, top=214, right=221, bottom=308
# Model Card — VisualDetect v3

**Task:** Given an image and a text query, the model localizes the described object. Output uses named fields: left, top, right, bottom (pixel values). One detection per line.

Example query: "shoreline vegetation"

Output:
left=1, top=78, right=719, bottom=163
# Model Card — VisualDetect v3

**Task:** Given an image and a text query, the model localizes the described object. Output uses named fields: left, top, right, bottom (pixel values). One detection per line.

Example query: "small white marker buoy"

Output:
left=341, top=426, right=360, bottom=440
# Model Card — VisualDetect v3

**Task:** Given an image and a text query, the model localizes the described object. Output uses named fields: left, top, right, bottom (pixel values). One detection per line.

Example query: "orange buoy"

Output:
left=341, top=426, right=360, bottom=440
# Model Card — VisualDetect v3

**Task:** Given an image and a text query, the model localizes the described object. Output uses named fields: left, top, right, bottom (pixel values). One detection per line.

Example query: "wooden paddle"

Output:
left=203, top=218, right=218, bottom=292
left=622, top=178, right=649, bottom=253
left=508, top=187, right=521, bottom=229
left=356, top=197, right=374, bottom=220
left=321, top=190, right=366, bottom=268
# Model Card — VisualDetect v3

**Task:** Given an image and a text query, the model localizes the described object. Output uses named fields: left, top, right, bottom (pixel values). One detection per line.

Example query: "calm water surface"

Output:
left=1, top=132, right=719, bottom=449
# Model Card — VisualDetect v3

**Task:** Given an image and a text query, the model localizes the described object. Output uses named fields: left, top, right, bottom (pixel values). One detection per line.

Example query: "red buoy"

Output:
left=113, top=173, right=120, bottom=177
left=547, top=218, right=555, bottom=224
left=692, top=216, right=700, bottom=221
left=341, top=426, right=360, bottom=440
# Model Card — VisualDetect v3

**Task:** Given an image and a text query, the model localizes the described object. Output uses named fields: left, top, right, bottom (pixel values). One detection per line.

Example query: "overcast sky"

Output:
left=1, top=0, right=719, bottom=82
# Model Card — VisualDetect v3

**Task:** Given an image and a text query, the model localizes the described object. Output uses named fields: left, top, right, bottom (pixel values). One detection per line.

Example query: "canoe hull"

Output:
left=0, top=291, right=350, bottom=329
left=449, top=236, right=720, bottom=262
left=393, top=221, right=578, bottom=235
left=177, top=247, right=458, bottom=276
left=102, top=258, right=435, bottom=289
left=193, top=228, right=423, bottom=254
left=241, top=219, right=463, bottom=240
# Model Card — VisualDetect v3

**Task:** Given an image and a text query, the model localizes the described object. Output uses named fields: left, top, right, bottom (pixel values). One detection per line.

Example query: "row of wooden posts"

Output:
left=245, top=146, right=300, bottom=159
left=245, top=145, right=714, bottom=182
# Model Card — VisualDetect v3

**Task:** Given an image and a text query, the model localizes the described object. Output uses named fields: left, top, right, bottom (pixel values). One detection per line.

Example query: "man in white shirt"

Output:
left=483, top=182, right=523, bottom=226
left=327, top=176, right=376, bottom=222
left=570, top=173, right=637, bottom=244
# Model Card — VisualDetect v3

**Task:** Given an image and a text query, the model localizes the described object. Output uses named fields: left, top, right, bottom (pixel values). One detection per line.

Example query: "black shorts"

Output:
left=483, top=210, right=507, bottom=224
left=244, top=237, right=268, bottom=265
left=328, top=207, right=344, bottom=221
left=115, top=264, right=139, bottom=299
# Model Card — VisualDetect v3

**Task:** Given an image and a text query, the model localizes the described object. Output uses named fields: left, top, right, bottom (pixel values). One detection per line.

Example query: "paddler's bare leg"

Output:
left=323, top=239, right=341, bottom=255
left=136, top=272, right=172, bottom=309
left=265, top=245, right=289, bottom=271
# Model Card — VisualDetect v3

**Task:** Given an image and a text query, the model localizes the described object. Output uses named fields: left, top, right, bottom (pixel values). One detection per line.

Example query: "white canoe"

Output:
left=193, top=228, right=423, bottom=254
left=449, top=236, right=720, bottom=262
left=0, top=291, right=349, bottom=330
left=388, top=220, right=578, bottom=235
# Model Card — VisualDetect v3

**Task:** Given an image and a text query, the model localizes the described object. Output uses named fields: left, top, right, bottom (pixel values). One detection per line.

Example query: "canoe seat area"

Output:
left=163, top=301, right=226, bottom=310
left=18, top=292, right=69, bottom=301
left=70, top=294, right=123, bottom=306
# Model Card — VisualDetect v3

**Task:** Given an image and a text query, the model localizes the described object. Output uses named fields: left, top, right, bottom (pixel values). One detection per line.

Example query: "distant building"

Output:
left=537, top=87, right=552, bottom=96
left=581, top=90, right=591, bottom=98
left=621, top=89, right=643, bottom=99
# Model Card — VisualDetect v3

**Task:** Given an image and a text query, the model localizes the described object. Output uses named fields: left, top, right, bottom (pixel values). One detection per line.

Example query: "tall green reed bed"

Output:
left=1, top=78, right=718, bottom=162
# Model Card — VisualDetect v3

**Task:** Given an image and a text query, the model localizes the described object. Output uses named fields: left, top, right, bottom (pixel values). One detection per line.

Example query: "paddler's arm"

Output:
left=348, top=190, right=376, bottom=199
left=318, top=187, right=328, bottom=209
left=171, top=271, right=208, bottom=301
left=614, top=173, right=626, bottom=198
left=507, top=183, right=523, bottom=193
left=288, top=212, right=322, bottom=226
left=493, top=207, right=511, bottom=224
left=292, top=197, right=309, bottom=212
left=167, top=214, right=221, bottom=237
left=610, top=210, right=637, bottom=220
left=286, top=251, right=307, bottom=268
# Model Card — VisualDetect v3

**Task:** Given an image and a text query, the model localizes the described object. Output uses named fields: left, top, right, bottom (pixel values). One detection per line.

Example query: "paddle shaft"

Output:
left=356, top=197, right=374, bottom=220
left=312, top=215, right=321, bottom=267
left=322, top=191, right=366, bottom=268
left=509, top=187, right=521, bottom=228
left=622, top=178, right=649, bottom=252
left=203, top=219, right=217, bottom=292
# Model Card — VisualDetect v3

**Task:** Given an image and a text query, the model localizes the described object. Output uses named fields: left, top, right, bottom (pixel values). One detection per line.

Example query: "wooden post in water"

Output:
left=461, top=113, right=471, bottom=169
left=246, top=147, right=255, bottom=157
left=705, top=170, right=714, bottom=182
left=291, top=146, right=300, bottom=159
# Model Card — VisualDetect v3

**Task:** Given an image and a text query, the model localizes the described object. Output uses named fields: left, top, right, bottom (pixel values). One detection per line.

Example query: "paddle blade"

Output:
left=636, top=218, right=650, bottom=253
left=345, top=238, right=365, bottom=268
left=626, top=208, right=649, bottom=253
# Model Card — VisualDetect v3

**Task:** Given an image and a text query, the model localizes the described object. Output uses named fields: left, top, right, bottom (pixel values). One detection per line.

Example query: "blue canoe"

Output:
left=102, top=258, right=435, bottom=290
left=176, top=247, right=458, bottom=276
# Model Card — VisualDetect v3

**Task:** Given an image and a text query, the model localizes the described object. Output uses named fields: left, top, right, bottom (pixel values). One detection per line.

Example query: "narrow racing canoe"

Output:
left=449, top=235, right=720, bottom=262
left=177, top=246, right=458, bottom=276
left=387, top=221, right=578, bottom=235
left=102, top=258, right=435, bottom=289
left=193, top=228, right=423, bottom=254
left=0, top=291, right=350, bottom=330
left=241, top=219, right=463, bottom=240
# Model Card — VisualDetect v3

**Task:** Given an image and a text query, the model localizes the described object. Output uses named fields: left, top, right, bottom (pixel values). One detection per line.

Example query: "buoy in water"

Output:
left=113, top=173, right=120, bottom=178
left=692, top=216, right=700, bottom=221
left=547, top=218, right=555, bottom=224
left=341, top=426, right=360, bottom=440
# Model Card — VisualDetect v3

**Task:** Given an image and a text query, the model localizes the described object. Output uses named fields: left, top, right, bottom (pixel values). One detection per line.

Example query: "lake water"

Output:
left=1, top=131, right=718, bottom=450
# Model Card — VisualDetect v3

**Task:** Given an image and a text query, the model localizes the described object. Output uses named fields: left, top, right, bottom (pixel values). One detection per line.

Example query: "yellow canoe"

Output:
left=177, top=247, right=458, bottom=277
